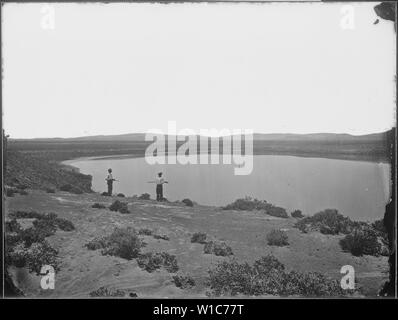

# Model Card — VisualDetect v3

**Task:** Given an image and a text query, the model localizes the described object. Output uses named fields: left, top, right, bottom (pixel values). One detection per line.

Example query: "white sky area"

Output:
left=2, top=2, right=396, bottom=138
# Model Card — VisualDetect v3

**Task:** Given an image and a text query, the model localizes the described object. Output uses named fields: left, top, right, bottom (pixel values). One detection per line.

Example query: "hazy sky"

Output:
left=2, top=2, right=396, bottom=138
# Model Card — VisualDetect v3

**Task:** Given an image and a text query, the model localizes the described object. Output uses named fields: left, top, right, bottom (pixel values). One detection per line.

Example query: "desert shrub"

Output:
left=294, top=209, right=357, bottom=235
left=6, top=187, right=18, bottom=197
left=60, top=184, right=72, bottom=192
left=86, top=227, right=144, bottom=260
left=266, top=229, right=289, bottom=246
left=138, top=193, right=151, bottom=200
left=19, top=227, right=48, bottom=247
left=45, top=188, right=56, bottom=193
left=191, top=232, right=207, bottom=244
left=222, top=197, right=288, bottom=218
left=173, top=274, right=196, bottom=289
left=7, top=241, right=60, bottom=275
left=5, top=219, right=22, bottom=233
left=92, top=203, right=106, bottom=209
left=207, top=255, right=345, bottom=297
left=101, top=192, right=110, bottom=196
left=138, top=228, right=153, bottom=236
left=153, top=234, right=170, bottom=241
left=19, top=190, right=29, bottom=196
left=16, top=184, right=28, bottom=190
left=137, top=252, right=179, bottom=273
left=109, top=200, right=130, bottom=214
left=11, top=211, right=75, bottom=233
left=9, top=210, right=45, bottom=220
left=204, top=241, right=233, bottom=256
left=55, top=217, right=75, bottom=231
left=339, top=227, right=381, bottom=256
left=291, top=210, right=304, bottom=219
left=32, top=219, right=57, bottom=237
left=85, top=236, right=109, bottom=251
left=117, top=193, right=125, bottom=197
left=182, top=198, right=194, bottom=207
left=89, top=286, right=127, bottom=297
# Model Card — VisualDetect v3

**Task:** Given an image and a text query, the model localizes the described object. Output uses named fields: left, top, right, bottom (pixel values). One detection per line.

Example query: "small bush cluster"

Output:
left=92, top=203, right=106, bottom=209
left=266, top=229, right=289, bottom=246
left=222, top=197, right=288, bottom=218
left=173, top=274, right=196, bottom=289
left=153, top=234, right=170, bottom=241
left=207, top=255, right=345, bottom=297
left=191, top=232, right=207, bottom=244
left=89, top=286, right=127, bottom=297
left=85, top=227, right=144, bottom=260
left=117, top=193, right=125, bottom=197
left=101, top=191, right=110, bottom=196
left=138, top=228, right=153, bottom=236
left=5, top=187, right=28, bottom=197
left=109, top=200, right=130, bottom=214
left=60, top=184, right=83, bottom=194
left=204, top=241, right=233, bottom=256
left=294, top=209, right=358, bottom=235
left=136, top=252, right=179, bottom=273
left=339, top=226, right=382, bottom=256
left=182, top=199, right=194, bottom=207
left=45, top=188, right=56, bottom=193
left=9, top=211, right=75, bottom=232
left=7, top=241, right=60, bottom=275
left=291, top=210, right=304, bottom=219
left=5, top=216, right=62, bottom=275
left=138, top=193, right=151, bottom=200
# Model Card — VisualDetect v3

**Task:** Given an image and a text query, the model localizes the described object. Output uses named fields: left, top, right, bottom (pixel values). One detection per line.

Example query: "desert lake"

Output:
left=66, top=155, right=391, bottom=221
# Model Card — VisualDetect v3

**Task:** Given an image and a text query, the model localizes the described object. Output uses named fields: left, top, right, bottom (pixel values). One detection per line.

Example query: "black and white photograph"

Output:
left=1, top=0, right=396, bottom=302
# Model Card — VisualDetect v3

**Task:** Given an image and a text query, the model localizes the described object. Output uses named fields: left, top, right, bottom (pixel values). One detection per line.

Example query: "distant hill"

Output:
left=11, top=131, right=387, bottom=142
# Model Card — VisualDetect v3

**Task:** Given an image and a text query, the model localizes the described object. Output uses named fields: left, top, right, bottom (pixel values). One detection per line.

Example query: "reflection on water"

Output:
left=67, top=155, right=390, bottom=221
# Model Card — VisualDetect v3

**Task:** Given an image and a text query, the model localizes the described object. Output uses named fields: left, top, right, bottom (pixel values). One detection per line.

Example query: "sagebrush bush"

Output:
left=45, top=188, right=56, bottom=193
left=89, top=286, right=127, bottom=297
left=191, top=232, right=207, bottom=244
left=291, top=210, right=304, bottom=219
left=153, top=234, right=170, bottom=241
left=5, top=219, right=22, bottom=233
left=109, top=200, right=130, bottom=214
left=32, top=219, right=57, bottom=237
left=173, top=274, right=196, bottom=289
left=204, top=241, right=233, bottom=256
left=138, top=228, right=153, bottom=236
left=19, top=190, right=29, bottom=196
left=9, top=210, right=45, bottom=219
left=137, top=252, right=179, bottom=273
left=86, top=227, right=144, bottom=260
left=117, top=193, right=125, bottom=197
left=55, top=217, right=75, bottom=231
left=92, top=203, right=106, bottom=209
left=5, top=187, right=18, bottom=197
left=294, top=209, right=358, bottom=235
left=266, top=229, right=289, bottom=246
left=222, top=197, right=288, bottom=218
left=7, top=241, right=60, bottom=275
left=138, top=193, right=151, bottom=200
left=207, top=255, right=345, bottom=297
left=101, top=191, right=110, bottom=196
left=182, top=199, right=194, bottom=207
left=339, top=227, right=381, bottom=256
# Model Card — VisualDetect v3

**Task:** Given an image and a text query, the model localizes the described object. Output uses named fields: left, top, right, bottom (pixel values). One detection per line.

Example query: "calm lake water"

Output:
left=66, top=155, right=391, bottom=221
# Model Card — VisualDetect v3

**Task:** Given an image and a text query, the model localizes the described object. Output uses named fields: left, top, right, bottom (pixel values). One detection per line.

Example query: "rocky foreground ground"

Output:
left=5, top=190, right=389, bottom=298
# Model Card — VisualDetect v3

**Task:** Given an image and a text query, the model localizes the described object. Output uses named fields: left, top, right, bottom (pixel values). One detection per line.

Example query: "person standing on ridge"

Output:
left=148, top=172, right=168, bottom=201
left=105, top=168, right=116, bottom=196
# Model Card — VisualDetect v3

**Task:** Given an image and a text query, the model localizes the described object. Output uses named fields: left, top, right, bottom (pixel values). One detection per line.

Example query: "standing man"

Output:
left=156, top=172, right=168, bottom=201
left=105, top=168, right=116, bottom=196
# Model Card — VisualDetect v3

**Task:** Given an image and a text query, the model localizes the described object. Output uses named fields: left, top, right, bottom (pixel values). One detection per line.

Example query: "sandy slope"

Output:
left=5, top=190, right=389, bottom=298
